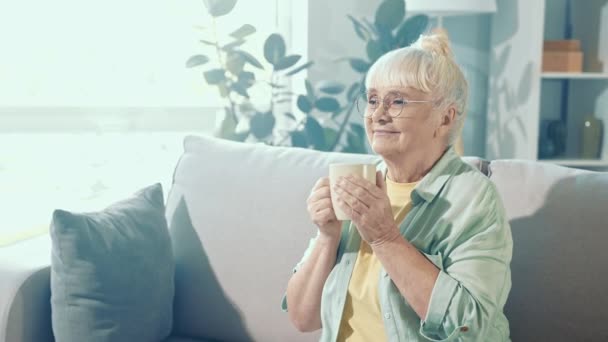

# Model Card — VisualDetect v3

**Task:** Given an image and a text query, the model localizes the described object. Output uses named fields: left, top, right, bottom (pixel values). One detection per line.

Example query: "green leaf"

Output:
left=222, top=39, right=246, bottom=51
left=230, top=24, right=256, bottom=39
left=239, top=101, right=255, bottom=114
left=237, top=71, right=255, bottom=87
left=268, top=82, right=287, bottom=89
left=315, top=97, right=340, bottom=112
left=349, top=58, right=370, bottom=73
left=305, top=117, right=326, bottom=150
left=347, top=82, right=362, bottom=102
left=323, top=127, right=339, bottom=151
left=217, top=83, right=229, bottom=97
left=230, top=82, right=249, bottom=98
left=297, top=95, right=313, bottom=113
left=350, top=123, right=366, bottom=141
left=217, top=109, right=237, bottom=139
left=274, top=55, right=301, bottom=71
left=263, top=33, right=286, bottom=65
left=331, top=109, right=344, bottom=119
left=203, top=69, right=226, bottom=84
left=316, top=80, right=345, bottom=95
left=366, top=40, right=384, bottom=62
left=200, top=40, right=218, bottom=47
left=186, top=55, right=209, bottom=68
left=344, top=132, right=367, bottom=154
left=305, top=80, right=315, bottom=101
left=226, top=53, right=244, bottom=75
left=202, top=0, right=237, bottom=17
left=232, top=130, right=250, bottom=142
left=291, top=130, right=308, bottom=148
left=347, top=15, right=371, bottom=41
left=395, top=15, right=429, bottom=47
left=362, top=18, right=379, bottom=36
left=376, top=24, right=395, bottom=51
left=236, top=50, right=264, bottom=69
left=284, top=112, right=296, bottom=121
left=285, top=61, right=314, bottom=76
left=374, top=0, right=405, bottom=32
left=250, top=111, right=276, bottom=139
left=341, top=123, right=368, bottom=154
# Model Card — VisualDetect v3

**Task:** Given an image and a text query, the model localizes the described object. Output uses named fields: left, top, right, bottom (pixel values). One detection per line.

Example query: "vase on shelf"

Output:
left=539, top=119, right=567, bottom=159
left=581, top=115, right=603, bottom=159
left=539, top=120, right=556, bottom=158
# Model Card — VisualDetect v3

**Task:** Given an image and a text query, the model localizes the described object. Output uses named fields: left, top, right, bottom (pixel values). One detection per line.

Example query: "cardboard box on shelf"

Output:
left=542, top=39, right=584, bottom=72
left=543, top=40, right=581, bottom=51
left=542, top=51, right=583, bottom=72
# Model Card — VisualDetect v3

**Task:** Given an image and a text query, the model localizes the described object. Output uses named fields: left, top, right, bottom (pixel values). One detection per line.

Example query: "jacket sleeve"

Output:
left=419, top=192, right=513, bottom=341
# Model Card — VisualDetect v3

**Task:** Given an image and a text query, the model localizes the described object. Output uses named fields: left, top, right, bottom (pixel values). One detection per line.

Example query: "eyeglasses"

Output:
left=355, top=91, right=434, bottom=118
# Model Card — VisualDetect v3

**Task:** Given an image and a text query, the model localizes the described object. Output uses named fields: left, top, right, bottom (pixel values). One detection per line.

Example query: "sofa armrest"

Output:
left=0, top=234, right=54, bottom=342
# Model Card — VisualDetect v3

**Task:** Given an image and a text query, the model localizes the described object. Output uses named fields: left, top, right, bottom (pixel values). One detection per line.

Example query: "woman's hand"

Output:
left=307, top=177, right=342, bottom=241
left=333, top=171, right=400, bottom=246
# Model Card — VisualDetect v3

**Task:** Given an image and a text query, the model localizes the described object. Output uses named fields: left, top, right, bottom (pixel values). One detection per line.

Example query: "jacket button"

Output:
left=460, top=326, right=469, bottom=332
left=384, top=313, right=391, bottom=319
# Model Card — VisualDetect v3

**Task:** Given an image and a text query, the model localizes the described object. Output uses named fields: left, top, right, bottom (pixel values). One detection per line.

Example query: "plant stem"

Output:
left=211, top=18, right=224, bottom=66
left=329, top=76, right=365, bottom=151
left=212, top=17, right=237, bottom=124
left=270, top=72, right=275, bottom=114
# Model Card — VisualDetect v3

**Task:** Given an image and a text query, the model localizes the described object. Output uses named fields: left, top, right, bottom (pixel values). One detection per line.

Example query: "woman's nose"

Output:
left=370, top=105, right=391, bottom=121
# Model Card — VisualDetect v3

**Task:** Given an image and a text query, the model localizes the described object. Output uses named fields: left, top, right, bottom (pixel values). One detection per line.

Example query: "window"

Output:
left=0, top=0, right=286, bottom=243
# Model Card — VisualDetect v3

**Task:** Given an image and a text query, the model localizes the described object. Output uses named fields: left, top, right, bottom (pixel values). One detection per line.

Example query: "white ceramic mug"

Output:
left=329, top=163, right=377, bottom=220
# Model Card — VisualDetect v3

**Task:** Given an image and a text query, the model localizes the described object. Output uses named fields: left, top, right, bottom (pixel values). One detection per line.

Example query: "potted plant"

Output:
left=187, top=0, right=428, bottom=153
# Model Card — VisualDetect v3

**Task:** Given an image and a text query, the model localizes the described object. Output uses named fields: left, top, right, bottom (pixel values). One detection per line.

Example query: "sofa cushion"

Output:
left=489, top=160, right=608, bottom=341
left=50, top=183, right=175, bottom=342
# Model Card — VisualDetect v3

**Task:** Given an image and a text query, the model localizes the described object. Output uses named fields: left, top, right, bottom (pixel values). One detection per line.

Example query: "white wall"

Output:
left=444, top=15, right=493, bottom=158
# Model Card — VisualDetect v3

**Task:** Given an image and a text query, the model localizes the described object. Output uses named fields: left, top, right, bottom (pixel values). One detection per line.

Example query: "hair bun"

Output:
left=413, top=30, right=453, bottom=57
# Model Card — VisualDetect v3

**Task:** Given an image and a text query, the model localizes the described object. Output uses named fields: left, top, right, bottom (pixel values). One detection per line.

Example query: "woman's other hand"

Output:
left=307, top=177, right=342, bottom=241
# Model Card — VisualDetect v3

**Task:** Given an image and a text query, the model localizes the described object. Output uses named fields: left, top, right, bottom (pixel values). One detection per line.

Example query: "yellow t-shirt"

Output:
left=337, top=177, right=418, bottom=342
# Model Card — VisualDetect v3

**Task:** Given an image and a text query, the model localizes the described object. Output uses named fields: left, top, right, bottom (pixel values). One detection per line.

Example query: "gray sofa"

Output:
left=1, top=135, right=607, bottom=342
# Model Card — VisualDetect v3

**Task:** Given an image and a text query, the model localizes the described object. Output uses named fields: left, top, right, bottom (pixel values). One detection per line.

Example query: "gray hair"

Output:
left=365, top=31, right=468, bottom=145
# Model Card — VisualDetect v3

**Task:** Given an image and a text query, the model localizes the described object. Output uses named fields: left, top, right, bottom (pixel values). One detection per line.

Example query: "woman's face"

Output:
left=363, top=86, right=440, bottom=159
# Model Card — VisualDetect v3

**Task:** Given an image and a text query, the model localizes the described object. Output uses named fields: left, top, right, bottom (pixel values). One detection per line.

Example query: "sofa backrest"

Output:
left=165, top=135, right=489, bottom=341
left=489, top=160, right=608, bottom=341
left=165, top=135, right=379, bottom=342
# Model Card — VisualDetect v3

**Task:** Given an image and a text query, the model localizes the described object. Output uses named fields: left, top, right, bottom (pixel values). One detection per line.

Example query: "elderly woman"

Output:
left=282, top=32, right=512, bottom=342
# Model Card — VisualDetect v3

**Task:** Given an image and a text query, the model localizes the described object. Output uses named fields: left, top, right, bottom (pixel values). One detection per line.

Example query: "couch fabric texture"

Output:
left=491, top=160, right=608, bottom=341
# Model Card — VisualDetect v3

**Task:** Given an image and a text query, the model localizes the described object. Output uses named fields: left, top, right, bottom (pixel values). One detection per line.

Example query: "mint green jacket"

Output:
left=283, top=147, right=513, bottom=341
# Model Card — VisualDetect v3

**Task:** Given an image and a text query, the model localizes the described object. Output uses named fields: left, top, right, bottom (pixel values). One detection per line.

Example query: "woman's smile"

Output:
left=373, top=129, right=401, bottom=137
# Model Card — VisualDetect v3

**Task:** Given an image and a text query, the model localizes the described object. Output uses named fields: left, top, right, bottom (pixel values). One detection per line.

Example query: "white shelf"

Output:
left=539, top=159, right=608, bottom=167
left=541, top=72, right=608, bottom=80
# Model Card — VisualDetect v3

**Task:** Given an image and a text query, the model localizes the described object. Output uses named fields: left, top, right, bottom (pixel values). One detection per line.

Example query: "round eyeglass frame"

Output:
left=355, top=91, right=434, bottom=118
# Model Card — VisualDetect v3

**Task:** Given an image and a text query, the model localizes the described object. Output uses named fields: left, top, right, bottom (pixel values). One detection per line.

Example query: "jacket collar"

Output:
left=377, top=146, right=460, bottom=205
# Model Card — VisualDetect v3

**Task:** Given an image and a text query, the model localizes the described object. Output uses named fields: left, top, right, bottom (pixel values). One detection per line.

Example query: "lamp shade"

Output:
left=407, top=0, right=497, bottom=16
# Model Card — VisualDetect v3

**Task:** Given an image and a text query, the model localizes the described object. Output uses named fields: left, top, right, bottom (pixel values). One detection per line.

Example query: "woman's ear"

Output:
left=435, top=106, right=457, bottom=139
